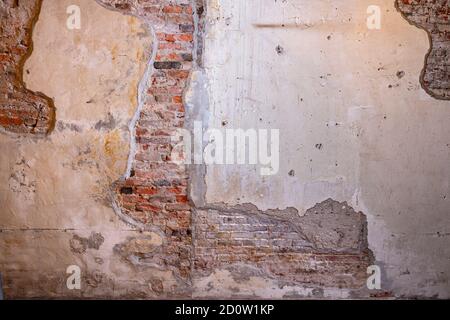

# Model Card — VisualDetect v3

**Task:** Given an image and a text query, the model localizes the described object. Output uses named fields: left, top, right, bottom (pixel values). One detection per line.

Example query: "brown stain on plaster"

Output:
left=110, top=44, right=119, bottom=62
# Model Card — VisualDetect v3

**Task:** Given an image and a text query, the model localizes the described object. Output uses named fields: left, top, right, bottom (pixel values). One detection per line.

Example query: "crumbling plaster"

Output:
left=0, top=0, right=55, bottom=134
left=396, top=0, right=450, bottom=100
left=191, top=0, right=450, bottom=298
left=0, top=0, right=179, bottom=298
left=0, top=0, right=449, bottom=299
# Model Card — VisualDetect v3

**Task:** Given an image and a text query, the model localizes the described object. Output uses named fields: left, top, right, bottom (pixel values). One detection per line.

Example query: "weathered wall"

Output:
left=397, top=0, right=449, bottom=100
left=0, top=0, right=449, bottom=299
left=0, top=0, right=184, bottom=298
left=97, top=0, right=195, bottom=288
left=193, top=200, right=373, bottom=298
left=198, top=0, right=450, bottom=298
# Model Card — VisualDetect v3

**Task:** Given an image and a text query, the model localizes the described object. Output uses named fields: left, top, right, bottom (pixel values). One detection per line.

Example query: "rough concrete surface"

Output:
left=200, top=0, right=450, bottom=298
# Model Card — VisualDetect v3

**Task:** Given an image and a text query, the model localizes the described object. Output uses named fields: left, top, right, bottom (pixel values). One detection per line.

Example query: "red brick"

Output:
left=163, top=5, right=183, bottom=14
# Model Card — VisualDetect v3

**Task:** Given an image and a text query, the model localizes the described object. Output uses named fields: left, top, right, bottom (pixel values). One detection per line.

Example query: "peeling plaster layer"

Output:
left=123, top=27, right=157, bottom=182
left=396, top=0, right=450, bottom=100
left=0, top=0, right=449, bottom=300
left=200, top=0, right=450, bottom=298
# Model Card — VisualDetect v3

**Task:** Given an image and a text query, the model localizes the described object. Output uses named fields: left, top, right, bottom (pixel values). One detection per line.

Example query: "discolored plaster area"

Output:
left=0, top=0, right=55, bottom=135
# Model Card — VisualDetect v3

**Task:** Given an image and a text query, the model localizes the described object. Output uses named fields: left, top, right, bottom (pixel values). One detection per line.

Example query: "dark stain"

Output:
left=275, top=45, right=284, bottom=55
left=395, top=0, right=450, bottom=100
left=70, top=232, right=105, bottom=254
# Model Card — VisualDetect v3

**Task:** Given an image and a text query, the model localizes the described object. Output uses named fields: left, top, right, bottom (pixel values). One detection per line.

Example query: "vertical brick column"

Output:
left=97, top=0, right=195, bottom=282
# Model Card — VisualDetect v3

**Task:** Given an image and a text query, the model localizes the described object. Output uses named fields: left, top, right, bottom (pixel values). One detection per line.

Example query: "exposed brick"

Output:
left=98, top=0, right=194, bottom=292
left=397, top=0, right=450, bottom=99
left=162, top=5, right=184, bottom=14
left=0, top=0, right=55, bottom=135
